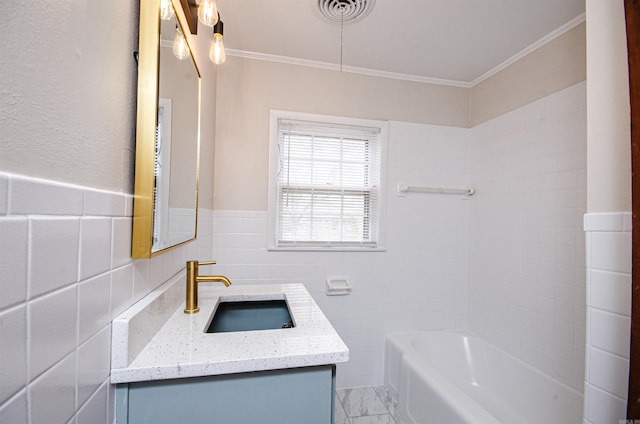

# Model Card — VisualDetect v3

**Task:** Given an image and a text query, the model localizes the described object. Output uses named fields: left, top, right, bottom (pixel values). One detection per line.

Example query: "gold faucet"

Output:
left=184, top=260, right=231, bottom=314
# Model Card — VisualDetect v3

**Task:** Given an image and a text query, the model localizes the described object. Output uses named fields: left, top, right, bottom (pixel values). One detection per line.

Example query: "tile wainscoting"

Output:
left=583, top=212, right=632, bottom=424
left=0, top=172, right=213, bottom=424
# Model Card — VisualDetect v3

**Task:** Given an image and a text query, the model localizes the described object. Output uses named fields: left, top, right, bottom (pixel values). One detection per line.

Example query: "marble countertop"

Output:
left=110, top=274, right=349, bottom=384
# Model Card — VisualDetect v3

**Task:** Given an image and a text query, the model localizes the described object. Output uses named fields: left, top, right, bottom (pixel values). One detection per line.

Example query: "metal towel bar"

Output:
left=396, top=182, right=475, bottom=197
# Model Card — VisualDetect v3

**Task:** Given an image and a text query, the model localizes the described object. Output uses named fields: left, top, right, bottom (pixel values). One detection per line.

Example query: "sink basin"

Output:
left=205, top=299, right=295, bottom=333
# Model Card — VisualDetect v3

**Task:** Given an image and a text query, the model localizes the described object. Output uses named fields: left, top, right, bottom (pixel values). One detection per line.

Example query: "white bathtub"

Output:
left=384, top=331, right=583, bottom=424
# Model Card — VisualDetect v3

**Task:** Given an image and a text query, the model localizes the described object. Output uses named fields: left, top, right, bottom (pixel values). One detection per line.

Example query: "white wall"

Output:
left=0, top=0, right=595, bottom=419
left=212, top=121, right=470, bottom=387
left=0, top=0, right=217, bottom=422
left=468, top=82, right=587, bottom=391
left=211, top=24, right=589, bottom=390
left=0, top=1, right=138, bottom=193
left=471, top=21, right=586, bottom=126
left=583, top=1, right=633, bottom=423
left=586, top=0, right=631, bottom=213
left=214, top=56, right=470, bottom=211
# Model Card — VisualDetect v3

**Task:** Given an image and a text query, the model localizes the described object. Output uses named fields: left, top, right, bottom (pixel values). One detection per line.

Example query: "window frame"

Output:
left=268, top=110, right=388, bottom=251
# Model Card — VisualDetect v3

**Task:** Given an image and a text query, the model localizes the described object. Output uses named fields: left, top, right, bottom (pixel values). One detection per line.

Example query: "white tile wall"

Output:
left=0, top=305, right=27, bottom=403
left=0, top=174, right=8, bottom=215
left=30, top=285, right=78, bottom=378
left=468, top=82, right=588, bottom=391
left=0, top=218, right=28, bottom=309
left=77, top=327, right=111, bottom=407
left=0, top=391, right=27, bottom=423
left=76, top=383, right=108, bottom=424
left=0, top=86, right=594, bottom=418
left=0, top=171, right=214, bottom=424
left=212, top=121, right=471, bottom=388
left=29, top=217, right=80, bottom=297
left=79, top=218, right=113, bottom=280
left=29, top=353, right=76, bottom=424
left=583, top=212, right=632, bottom=424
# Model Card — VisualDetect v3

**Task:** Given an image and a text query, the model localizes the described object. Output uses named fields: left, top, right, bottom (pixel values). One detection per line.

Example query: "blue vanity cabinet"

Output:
left=115, top=365, right=336, bottom=424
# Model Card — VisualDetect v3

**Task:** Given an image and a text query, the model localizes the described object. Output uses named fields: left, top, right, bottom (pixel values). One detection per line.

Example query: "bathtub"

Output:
left=384, top=331, right=583, bottom=424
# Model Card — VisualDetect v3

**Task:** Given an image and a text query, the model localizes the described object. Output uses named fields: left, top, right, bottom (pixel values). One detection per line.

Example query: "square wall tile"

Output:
left=78, top=274, right=111, bottom=344
left=0, top=391, right=27, bottom=424
left=111, top=217, right=132, bottom=269
left=124, top=194, right=134, bottom=217
left=132, top=259, right=151, bottom=302
left=0, top=306, right=27, bottom=404
left=77, top=327, right=110, bottom=407
left=77, top=382, right=108, bottom=424
left=0, top=218, right=28, bottom=309
left=29, top=217, right=80, bottom=297
left=0, top=174, right=8, bottom=214
left=589, top=232, right=632, bottom=274
left=214, top=214, right=241, bottom=234
left=10, top=176, right=83, bottom=216
left=29, top=353, right=76, bottom=424
left=584, top=383, right=627, bottom=424
left=583, top=213, right=624, bottom=232
left=29, top=285, right=78, bottom=378
left=588, top=309, right=630, bottom=358
left=148, top=255, right=164, bottom=289
left=588, top=347, right=629, bottom=400
left=589, top=270, right=631, bottom=316
left=79, top=218, right=112, bottom=280
left=84, top=189, right=125, bottom=217
left=111, top=265, right=133, bottom=319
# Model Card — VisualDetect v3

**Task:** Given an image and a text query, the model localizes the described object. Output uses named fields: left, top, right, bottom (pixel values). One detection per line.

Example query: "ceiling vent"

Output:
left=316, top=0, right=375, bottom=24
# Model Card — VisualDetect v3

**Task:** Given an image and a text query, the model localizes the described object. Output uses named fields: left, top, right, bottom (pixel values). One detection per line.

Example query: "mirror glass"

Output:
left=132, top=0, right=201, bottom=258
left=154, top=12, right=200, bottom=252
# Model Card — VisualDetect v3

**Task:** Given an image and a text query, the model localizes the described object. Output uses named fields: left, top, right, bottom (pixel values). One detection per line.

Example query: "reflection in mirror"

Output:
left=154, top=11, right=200, bottom=252
left=132, top=0, right=201, bottom=258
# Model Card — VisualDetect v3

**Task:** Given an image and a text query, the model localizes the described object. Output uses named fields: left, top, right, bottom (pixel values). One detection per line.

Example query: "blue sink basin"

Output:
left=205, top=299, right=294, bottom=333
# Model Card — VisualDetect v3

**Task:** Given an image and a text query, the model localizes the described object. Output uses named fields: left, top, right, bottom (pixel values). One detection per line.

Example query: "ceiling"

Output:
left=216, top=0, right=585, bottom=87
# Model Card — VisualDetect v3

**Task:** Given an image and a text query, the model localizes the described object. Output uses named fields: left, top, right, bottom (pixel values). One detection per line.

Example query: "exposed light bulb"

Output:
left=198, top=0, right=219, bottom=26
left=172, top=27, right=190, bottom=60
left=209, top=34, right=226, bottom=64
left=159, top=0, right=174, bottom=20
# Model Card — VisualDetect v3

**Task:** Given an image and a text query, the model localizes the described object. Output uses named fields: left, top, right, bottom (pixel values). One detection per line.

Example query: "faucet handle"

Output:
left=187, top=260, right=217, bottom=267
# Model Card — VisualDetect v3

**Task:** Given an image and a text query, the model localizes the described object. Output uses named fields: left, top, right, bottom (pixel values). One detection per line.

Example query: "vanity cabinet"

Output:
left=115, top=365, right=336, bottom=424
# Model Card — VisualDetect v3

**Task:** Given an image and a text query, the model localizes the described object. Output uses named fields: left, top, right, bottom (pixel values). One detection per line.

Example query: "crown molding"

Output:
left=226, top=13, right=586, bottom=89
left=469, top=13, right=586, bottom=86
left=225, top=49, right=473, bottom=88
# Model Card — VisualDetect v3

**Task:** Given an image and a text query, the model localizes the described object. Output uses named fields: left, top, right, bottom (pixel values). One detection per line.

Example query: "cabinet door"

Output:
left=122, top=366, right=335, bottom=424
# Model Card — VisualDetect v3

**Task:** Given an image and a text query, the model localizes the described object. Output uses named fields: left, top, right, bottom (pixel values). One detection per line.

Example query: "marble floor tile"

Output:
left=335, top=394, right=350, bottom=424
left=374, top=385, right=397, bottom=416
left=351, top=414, right=397, bottom=424
left=337, top=386, right=388, bottom=418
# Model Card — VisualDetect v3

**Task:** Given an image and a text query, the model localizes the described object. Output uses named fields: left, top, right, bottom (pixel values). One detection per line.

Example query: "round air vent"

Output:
left=317, top=0, right=375, bottom=24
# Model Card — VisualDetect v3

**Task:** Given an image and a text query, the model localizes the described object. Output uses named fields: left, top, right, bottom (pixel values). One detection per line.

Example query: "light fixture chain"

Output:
left=340, top=6, right=344, bottom=72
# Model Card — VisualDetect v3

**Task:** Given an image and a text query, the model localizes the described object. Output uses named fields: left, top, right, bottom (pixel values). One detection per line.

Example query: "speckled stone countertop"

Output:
left=110, top=273, right=349, bottom=384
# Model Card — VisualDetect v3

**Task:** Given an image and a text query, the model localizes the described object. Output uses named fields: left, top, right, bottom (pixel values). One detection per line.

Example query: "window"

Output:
left=268, top=111, right=387, bottom=250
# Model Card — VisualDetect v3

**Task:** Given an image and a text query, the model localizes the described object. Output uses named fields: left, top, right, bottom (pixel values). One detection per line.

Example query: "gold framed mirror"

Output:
left=132, top=0, right=201, bottom=258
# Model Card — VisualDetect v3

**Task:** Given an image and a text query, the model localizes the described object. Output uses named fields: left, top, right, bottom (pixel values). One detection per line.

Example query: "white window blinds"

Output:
left=275, top=118, right=382, bottom=248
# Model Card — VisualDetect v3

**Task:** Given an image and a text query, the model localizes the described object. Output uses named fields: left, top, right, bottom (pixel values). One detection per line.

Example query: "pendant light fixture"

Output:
left=209, top=16, right=226, bottom=64
left=198, top=0, right=219, bottom=27
left=159, top=0, right=175, bottom=20
left=172, top=26, right=190, bottom=60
